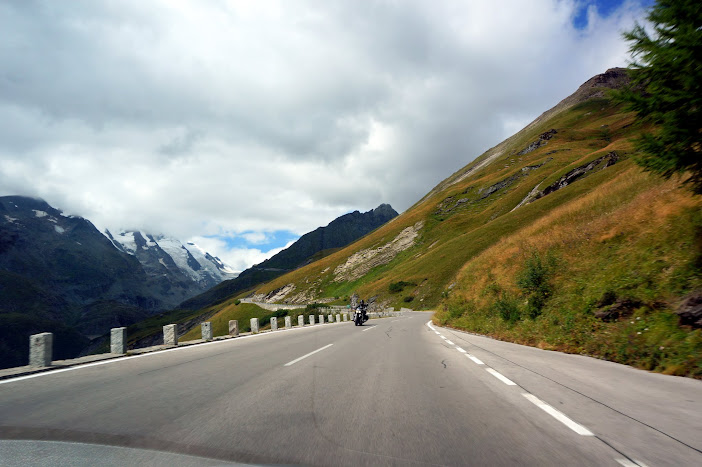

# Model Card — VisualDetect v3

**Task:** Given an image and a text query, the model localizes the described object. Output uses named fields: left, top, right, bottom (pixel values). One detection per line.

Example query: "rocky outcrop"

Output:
left=677, top=291, right=702, bottom=328
left=540, top=152, right=619, bottom=197
left=250, top=284, right=297, bottom=303
left=594, top=297, right=643, bottom=322
left=517, top=129, right=557, bottom=156
left=334, top=221, right=423, bottom=282
left=513, top=152, right=620, bottom=209
left=437, top=159, right=552, bottom=217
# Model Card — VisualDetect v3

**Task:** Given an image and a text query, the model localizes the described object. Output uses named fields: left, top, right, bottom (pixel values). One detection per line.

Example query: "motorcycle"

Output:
left=353, top=303, right=369, bottom=326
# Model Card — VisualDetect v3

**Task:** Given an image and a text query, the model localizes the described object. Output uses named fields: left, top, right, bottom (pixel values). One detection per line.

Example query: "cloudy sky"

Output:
left=0, top=0, right=652, bottom=271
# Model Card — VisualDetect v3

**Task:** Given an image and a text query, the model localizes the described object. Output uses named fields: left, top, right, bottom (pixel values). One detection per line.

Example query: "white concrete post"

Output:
left=271, top=316, right=278, bottom=331
left=285, top=316, right=292, bottom=329
left=229, top=320, right=239, bottom=336
left=336, top=314, right=341, bottom=323
left=163, top=324, right=178, bottom=346
left=110, top=327, right=127, bottom=354
left=298, top=315, right=305, bottom=327
left=201, top=322, right=213, bottom=341
left=309, top=315, right=315, bottom=325
left=29, top=332, right=52, bottom=367
left=251, top=318, right=260, bottom=334
left=319, top=315, right=324, bottom=324
left=343, top=313, right=348, bottom=322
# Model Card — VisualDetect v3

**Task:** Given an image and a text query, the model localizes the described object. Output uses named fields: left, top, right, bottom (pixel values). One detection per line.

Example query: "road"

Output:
left=0, top=312, right=700, bottom=466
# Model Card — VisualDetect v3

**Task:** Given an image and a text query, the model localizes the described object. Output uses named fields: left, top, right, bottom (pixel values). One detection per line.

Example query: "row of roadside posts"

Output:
left=26, top=310, right=401, bottom=369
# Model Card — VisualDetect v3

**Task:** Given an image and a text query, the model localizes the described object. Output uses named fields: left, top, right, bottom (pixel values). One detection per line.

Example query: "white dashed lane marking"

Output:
left=284, top=344, right=333, bottom=367
left=522, top=393, right=594, bottom=436
left=467, top=354, right=484, bottom=365
left=486, top=368, right=517, bottom=386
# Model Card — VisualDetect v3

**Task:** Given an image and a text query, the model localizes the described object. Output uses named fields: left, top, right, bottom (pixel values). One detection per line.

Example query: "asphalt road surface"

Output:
left=0, top=312, right=700, bottom=466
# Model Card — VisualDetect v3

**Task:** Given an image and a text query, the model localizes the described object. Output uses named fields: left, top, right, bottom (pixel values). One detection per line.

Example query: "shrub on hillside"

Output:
left=491, top=293, right=522, bottom=324
left=516, top=251, right=557, bottom=319
left=389, top=281, right=416, bottom=293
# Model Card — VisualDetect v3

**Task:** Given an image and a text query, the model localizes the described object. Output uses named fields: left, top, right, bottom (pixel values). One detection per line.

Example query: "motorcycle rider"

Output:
left=358, top=300, right=369, bottom=322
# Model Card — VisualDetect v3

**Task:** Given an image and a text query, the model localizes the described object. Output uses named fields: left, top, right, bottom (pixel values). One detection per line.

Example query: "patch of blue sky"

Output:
left=572, top=0, right=655, bottom=30
left=215, top=230, right=300, bottom=253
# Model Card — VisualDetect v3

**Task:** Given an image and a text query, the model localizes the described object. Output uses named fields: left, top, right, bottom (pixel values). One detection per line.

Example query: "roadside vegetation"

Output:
left=435, top=172, right=702, bottom=377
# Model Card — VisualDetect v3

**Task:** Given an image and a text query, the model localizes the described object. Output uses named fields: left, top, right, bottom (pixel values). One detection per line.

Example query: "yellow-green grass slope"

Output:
left=195, top=75, right=700, bottom=377
left=178, top=302, right=338, bottom=341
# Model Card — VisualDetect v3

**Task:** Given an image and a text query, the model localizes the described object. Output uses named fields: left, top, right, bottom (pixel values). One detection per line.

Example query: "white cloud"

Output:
left=188, top=235, right=295, bottom=272
left=0, top=0, right=650, bottom=270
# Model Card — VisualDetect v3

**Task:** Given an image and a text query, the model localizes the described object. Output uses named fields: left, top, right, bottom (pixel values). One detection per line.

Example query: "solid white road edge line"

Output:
left=486, top=368, right=517, bottom=386
left=522, top=393, right=594, bottom=436
left=284, top=344, right=334, bottom=367
left=362, top=326, right=376, bottom=332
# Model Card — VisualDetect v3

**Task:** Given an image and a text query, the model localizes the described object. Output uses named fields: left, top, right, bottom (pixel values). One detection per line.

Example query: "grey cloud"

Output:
left=0, top=0, right=650, bottom=268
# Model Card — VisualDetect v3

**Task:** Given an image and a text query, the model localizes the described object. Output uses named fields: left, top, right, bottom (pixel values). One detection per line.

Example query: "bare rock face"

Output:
left=333, top=221, right=424, bottom=282
left=594, top=296, right=643, bottom=322
left=515, top=152, right=620, bottom=210
left=541, top=152, right=619, bottom=197
left=676, top=292, right=702, bottom=328
left=561, top=67, right=630, bottom=107
left=517, top=129, right=557, bottom=156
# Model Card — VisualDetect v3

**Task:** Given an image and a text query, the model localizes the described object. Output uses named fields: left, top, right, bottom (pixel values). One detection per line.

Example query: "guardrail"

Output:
left=24, top=310, right=401, bottom=369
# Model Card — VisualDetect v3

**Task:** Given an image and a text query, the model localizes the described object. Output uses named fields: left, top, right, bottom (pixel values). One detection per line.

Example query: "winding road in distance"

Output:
left=1, top=312, right=700, bottom=466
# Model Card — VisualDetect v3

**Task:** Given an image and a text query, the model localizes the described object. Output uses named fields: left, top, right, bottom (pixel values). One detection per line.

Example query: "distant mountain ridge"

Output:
left=0, top=196, right=235, bottom=369
left=177, top=204, right=399, bottom=311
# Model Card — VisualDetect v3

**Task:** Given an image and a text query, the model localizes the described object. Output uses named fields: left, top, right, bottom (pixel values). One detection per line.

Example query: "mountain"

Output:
left=105, top=230, right=237, bottom=293
left=177, top=203, right=398, bottom=311
left=0, top=196, right=235, bottom=369
left=189, top=68, right=701, bottom=377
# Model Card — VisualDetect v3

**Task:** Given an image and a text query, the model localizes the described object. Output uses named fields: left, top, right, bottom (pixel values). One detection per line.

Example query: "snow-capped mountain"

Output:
left=104, top=230, right=237, bottom=291
left=0, top=195, right=239, bottom=369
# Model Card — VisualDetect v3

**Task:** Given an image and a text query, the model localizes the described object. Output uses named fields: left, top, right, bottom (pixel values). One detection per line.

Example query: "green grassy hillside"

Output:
left=144, top=69, right=701, bottom=376
left=250, top=92, right=654, bottom=309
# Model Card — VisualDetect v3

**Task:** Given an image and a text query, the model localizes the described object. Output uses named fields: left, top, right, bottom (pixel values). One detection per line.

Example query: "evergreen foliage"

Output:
left=388, top=281, right=416, bottom=293
left=516, top=251, right=556, bottom=319
left=618, top=0, right=702, bottom=193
